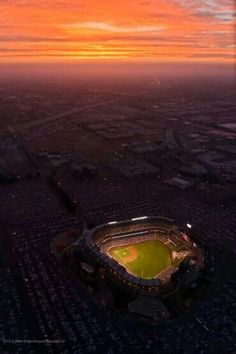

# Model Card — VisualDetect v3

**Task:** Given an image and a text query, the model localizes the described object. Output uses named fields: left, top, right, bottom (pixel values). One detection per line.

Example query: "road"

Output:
left=11, top=97, right=122, bottom=132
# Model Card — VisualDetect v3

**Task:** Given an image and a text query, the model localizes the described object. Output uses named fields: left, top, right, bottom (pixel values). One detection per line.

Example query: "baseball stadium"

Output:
left=80, top=216, right=204, bottom=294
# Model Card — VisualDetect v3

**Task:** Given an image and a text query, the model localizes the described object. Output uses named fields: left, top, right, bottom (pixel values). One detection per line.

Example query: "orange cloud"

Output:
left=0, top=0, right=235, bottom=63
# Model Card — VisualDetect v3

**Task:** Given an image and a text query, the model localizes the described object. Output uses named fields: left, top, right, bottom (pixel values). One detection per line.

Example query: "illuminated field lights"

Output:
left=131, top=216, right=148, bottom=221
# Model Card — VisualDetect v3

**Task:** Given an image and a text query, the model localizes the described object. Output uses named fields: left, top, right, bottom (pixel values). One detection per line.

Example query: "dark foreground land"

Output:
left=0, top=77, right=236, bottom=354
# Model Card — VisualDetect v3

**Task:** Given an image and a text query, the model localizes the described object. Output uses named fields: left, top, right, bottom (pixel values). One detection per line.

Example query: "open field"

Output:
left=109, top=240, right=172, bottom=279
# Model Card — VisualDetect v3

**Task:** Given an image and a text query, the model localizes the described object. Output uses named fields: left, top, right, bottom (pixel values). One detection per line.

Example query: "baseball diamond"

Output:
left=108, top=240, right=172, bottom=279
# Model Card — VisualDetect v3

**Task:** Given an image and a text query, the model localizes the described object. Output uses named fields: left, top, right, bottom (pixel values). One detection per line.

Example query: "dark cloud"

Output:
left=215, top=11, right=236, bottom=22
left=194, top=9, right=235, bottom=22
left=0, top=0, right=84, bottom=9
left=0, top=35, right=67, bottom=42
left=0, top=33, right=231, bottom=50
left=173, top=0, right=235, bottom=22
left=149, top=13, right=177, bottom=19
left=194, top=10, right=213, bottom=17
left=0, top=33, right=203, bottom=44
left=188, top=53, right=235, bottom=58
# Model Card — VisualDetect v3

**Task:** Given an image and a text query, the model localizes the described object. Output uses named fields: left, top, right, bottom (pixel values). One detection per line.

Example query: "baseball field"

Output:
left=109, top=239, right=172, bottom=279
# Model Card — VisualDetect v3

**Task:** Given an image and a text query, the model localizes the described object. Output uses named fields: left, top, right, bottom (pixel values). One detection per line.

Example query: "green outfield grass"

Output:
left=109, top=239, right=172, bottom=279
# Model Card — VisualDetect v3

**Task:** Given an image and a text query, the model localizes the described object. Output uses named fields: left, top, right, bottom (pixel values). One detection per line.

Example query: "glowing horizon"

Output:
left=0, top=0, right=235, bottom=64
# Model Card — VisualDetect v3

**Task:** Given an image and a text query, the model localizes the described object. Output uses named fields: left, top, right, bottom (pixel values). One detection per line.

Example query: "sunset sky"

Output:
left=0, top=0, right=235, bottom=63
